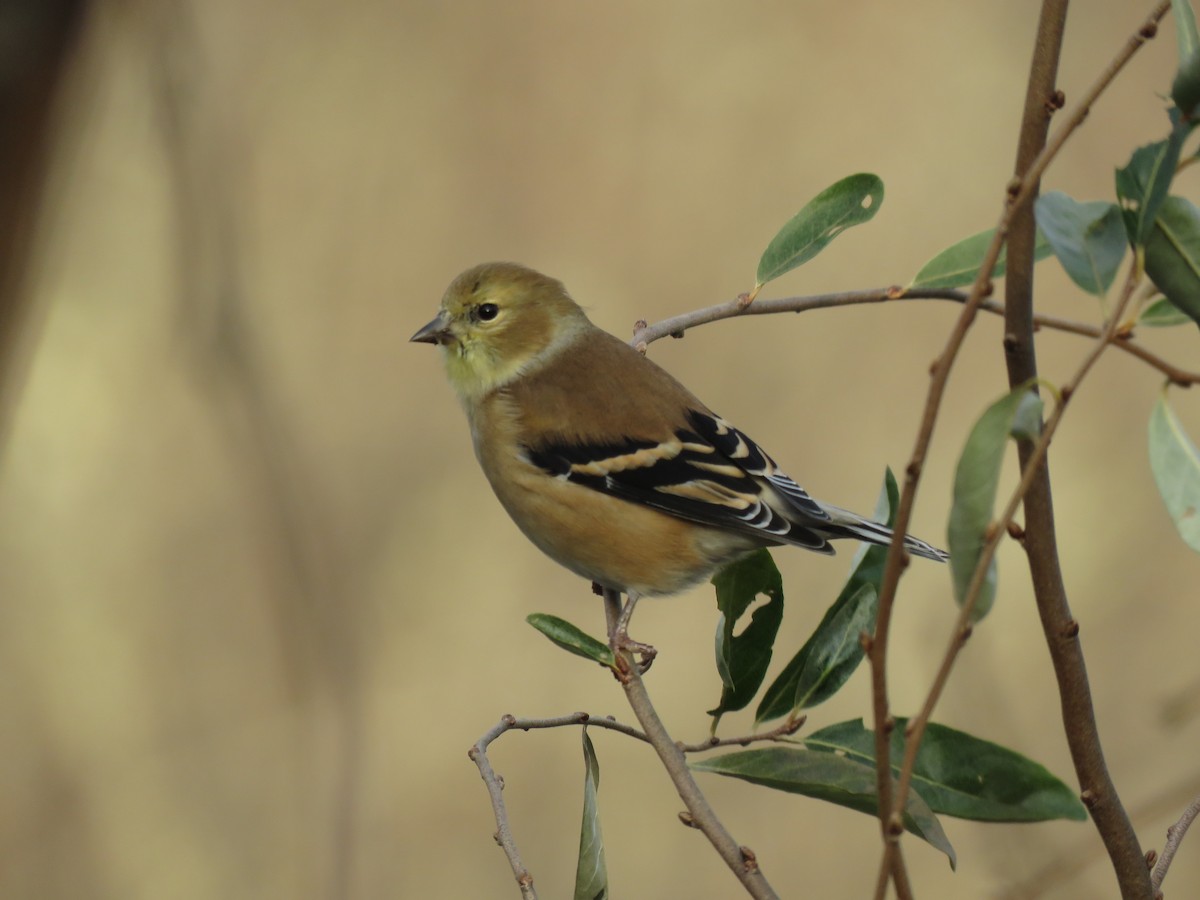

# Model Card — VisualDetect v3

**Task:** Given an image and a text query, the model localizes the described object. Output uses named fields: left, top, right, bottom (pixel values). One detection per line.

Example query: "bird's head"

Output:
left=411, top=262, right=588, bottom=399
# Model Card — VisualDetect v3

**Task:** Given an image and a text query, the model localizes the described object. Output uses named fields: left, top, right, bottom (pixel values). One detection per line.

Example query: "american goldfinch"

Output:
left=412, top=262, right=946, bottom=598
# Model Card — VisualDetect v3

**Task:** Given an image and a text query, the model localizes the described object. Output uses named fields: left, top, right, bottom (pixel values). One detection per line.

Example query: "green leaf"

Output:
left=1172, top=0, right=1200, bottom=115
left=1139, top=296, right=1194, bottom=327
left=573, top=730, right=608, bottom=900
left=910, top=227, right=1053, bottom=290
left=804, top=719, right=1086, bottom=823
left=1144, top=195, right=1200, bottom=328
left=756, top=174, right=884, bottom=286
left=692, top=746, right=956, bottom=868
left=1116, top=130, right=1187, bottom=245
left=1149, top=389, right=1200, bottom=553
left=526, top=614, right=615, bottom=667
left=790, top=583, right=876, bottom=710
left=947, top=387, right=1043, bottom=621
left=1033, top=193, right=1126, bottom=295
left=708, top=550, right=785, bottom=723
left=756, top=470, right=899, bottom=724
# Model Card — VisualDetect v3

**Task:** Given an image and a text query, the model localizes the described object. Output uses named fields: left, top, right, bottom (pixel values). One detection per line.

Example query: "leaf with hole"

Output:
left=755, top=174, right=884, bottom=287
left=709, top=550, right=784, bottom=724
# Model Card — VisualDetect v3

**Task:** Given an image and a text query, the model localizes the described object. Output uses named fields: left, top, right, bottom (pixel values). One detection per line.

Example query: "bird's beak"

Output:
left=410, top=312, right=450, bottom=345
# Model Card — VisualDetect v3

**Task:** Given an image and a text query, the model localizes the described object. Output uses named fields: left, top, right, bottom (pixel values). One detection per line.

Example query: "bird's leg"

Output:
left=601, top=589, right=656, bottom=673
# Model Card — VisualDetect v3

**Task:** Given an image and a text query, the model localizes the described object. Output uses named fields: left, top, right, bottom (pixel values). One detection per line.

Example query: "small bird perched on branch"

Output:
left=411, top=262, right=946, bottom=600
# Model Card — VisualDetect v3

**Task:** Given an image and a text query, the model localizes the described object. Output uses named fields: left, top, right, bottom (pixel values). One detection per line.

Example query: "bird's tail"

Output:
left=820, top=505, right=948, bottom=562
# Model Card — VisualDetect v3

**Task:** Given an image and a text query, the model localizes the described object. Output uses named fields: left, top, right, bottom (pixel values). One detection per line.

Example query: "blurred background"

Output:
left=3, top=1, right=1200, bottom=897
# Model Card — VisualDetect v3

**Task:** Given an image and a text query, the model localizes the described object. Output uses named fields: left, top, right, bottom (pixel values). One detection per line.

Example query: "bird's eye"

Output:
left=476, top=302, right=500, bottom=321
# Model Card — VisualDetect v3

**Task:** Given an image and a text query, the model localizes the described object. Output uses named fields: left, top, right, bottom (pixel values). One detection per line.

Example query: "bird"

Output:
left=411, top=262, right=946, bottom=601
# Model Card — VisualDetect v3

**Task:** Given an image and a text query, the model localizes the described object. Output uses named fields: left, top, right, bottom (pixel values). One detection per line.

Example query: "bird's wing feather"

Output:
left=525, top=408, right=836, bottom=552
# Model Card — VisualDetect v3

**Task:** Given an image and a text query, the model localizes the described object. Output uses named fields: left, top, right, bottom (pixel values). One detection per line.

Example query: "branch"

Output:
left=869, top=3, right=1170, bottom=897
left=998, top=3, right=1170, bottom=897
left=1151, top=793, right=1200, bottom=892
left=602, top=588, right=781, bottom=900
left=893, top=255, right=1142, bottom=825
left=677, top=716, right=806, bottom=754
left=468, top=719, right=540, bottom=900
left=467, top=711, right=652, bottom=899
left=632, top=287, right=1200, bottom=385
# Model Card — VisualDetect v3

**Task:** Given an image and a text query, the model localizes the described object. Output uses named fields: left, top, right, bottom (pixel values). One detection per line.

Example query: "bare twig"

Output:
left=631, top=287, right=1200, bottom=386
left=465, top=710, right=800, bottom=895
left=893, top=257, right=1142, bottom=822
left=468, top=711, right=661, bottom=898
left=998, top=772, right=1200, bottom=899
left=869, top=4, right=1169, bottom=898
left=602, top=588, right=781, bottom=900
left=996, top=4, right=1169, bottom=897
left=469, top=717, right=539, bottom=900
left=1151, top=793, right=1200, bottom=892
left=677, top=717, right=806, bottom=754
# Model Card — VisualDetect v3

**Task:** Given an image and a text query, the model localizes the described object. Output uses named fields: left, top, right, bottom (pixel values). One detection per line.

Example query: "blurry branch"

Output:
left=1151, top=793, right=1200, bottom=893
left=894, top=255, right=1142, bottom=837
left=148, top=3, right=360, bottom=898
left=998, top=771, right=1200, bottom=899
left=869, top=3, right=1169, bottom=898
left=602, top=588, right=780, bottom=900
left=999, top=4, right=1171, bottom=899
left=632, top=288, right=1200, bottom=386
left=0, top=0, right=91, bottom=448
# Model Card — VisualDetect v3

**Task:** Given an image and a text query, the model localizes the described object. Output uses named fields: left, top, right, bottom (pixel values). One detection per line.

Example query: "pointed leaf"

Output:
left=1034, top=193, right=1126, bottom=295
left=692, top=746, right=956, bottom=867
left=1149, top=389, right=1200, bottom=552
left=1144, top=195, right=1200, bottom=328
left=1172, top=0, right=1200, bottom=115
left=948, top=387, right=1043, bottom=621
left=1116, top=130, right=1187, bottom=245
left=708, top=550, right=784, bottom=722
left=573, top=730, right=608, bottom=900
left=527, top=614, right=615, bottom=667
left=790, top=583, right=876, bottom=710
left=1139, top=296, right=1194, bottom=327
left=756, top=470, right=898, bottom=724
left=910, top=227, right=1053, bottom=290
left=804, top=719, right=1086, bottom=823
left=756, top=174, right=884, bottom=286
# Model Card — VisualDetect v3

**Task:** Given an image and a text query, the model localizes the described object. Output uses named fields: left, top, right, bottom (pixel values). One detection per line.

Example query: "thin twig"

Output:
left=677, top=717, right=806, bottom=754
left=1151, top=793, right=1200, bottom=892
left=892, top=258, right=1142, bottom=822
left=870, top=4, right=1168, bottom=897
left=998, top=771, right=1200, bottom=899
left=997, top=4, right=1169, bottom=897
left=468, top=716, right=539, bottom=900
left=467, top=711, right=654, bottom=899
left=603, top=588, right=781, bottom=900
left=632, top=287, right=1200, bottom=385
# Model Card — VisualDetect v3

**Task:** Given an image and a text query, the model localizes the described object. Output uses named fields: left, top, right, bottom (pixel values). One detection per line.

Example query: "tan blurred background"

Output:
left=4, top=1, right=1200, bottom=897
